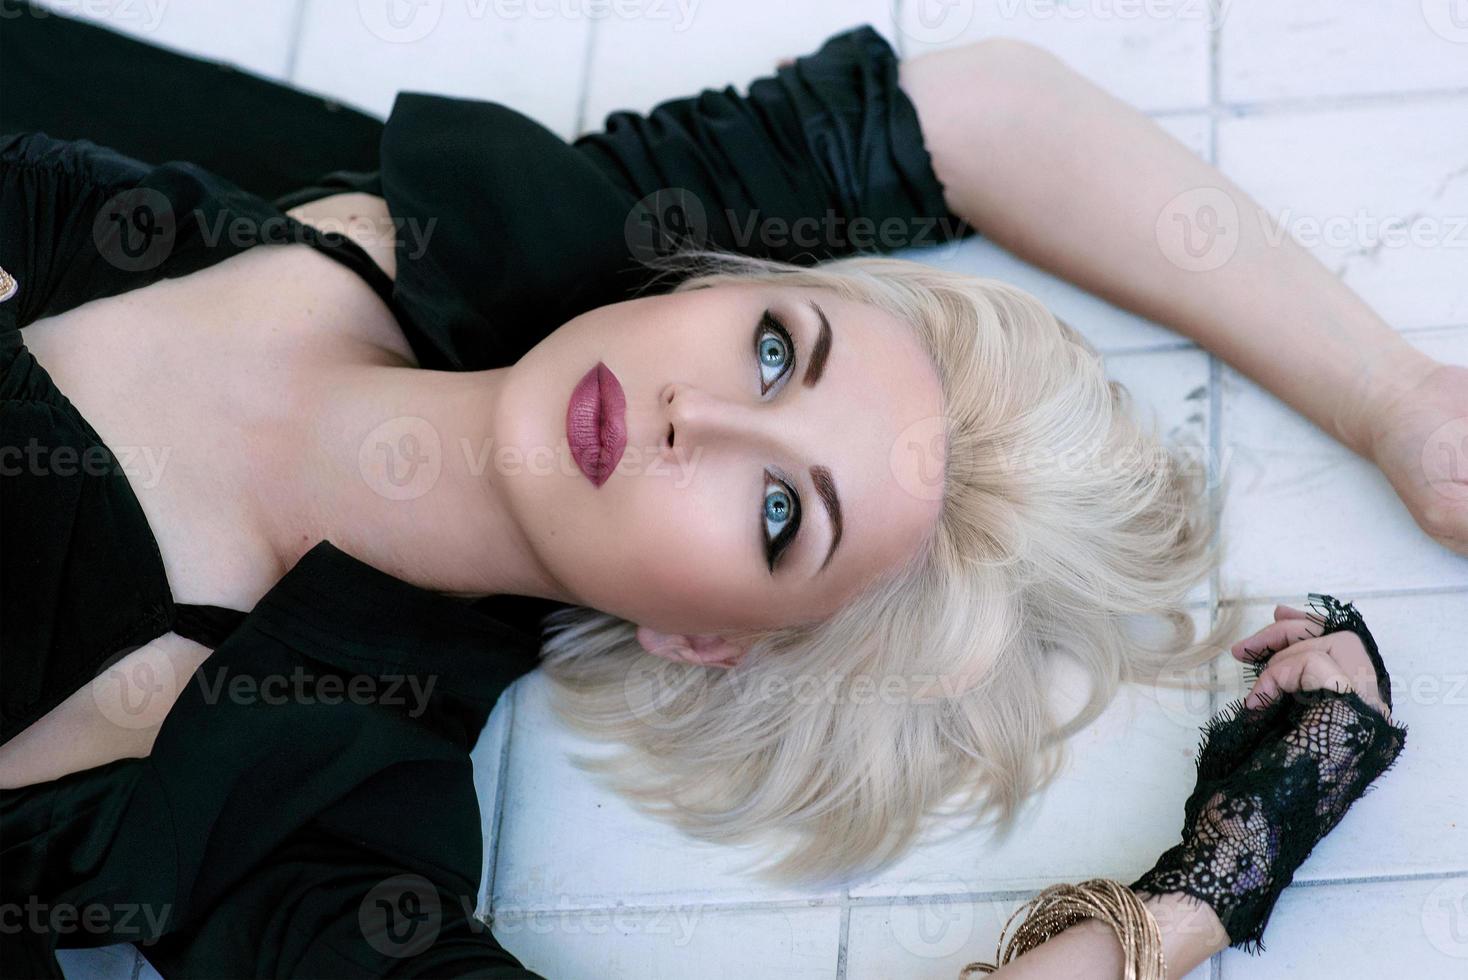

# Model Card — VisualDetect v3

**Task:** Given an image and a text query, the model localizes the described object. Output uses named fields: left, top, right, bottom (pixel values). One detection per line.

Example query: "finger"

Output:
left=1243, top=648, right=1353, bottom=709
left=1273, top=603, right=1312, bottom=622
left=1295, top=649, right=1356, bottom=697
left=1243, top=669, right=1283, bottom=711
left=1231, top=618, right=1324, bottom=662
left=1273, top=632, right=1384, bottom=702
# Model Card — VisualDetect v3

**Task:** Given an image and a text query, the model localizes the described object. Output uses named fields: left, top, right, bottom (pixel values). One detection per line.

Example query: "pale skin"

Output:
left=1, top=37, right=1443, bottom=972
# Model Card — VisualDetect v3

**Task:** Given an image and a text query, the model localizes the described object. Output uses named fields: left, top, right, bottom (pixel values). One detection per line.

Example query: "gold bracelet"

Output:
left=959, top=879, right=1166, bottom=980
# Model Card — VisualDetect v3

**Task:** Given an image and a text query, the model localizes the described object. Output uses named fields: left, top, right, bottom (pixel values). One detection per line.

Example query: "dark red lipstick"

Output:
left=566, top=361, right=627, bottom=487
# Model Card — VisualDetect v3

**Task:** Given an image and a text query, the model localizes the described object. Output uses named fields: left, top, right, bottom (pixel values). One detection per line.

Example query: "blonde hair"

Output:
left=537, top=250, right=1232, bottom=884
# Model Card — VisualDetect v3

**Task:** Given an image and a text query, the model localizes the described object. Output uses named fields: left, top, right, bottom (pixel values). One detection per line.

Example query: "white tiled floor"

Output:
left=39, top=1, right=1468, bottom=978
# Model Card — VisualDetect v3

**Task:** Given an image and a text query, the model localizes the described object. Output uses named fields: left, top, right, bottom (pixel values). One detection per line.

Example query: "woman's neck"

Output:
left=258, top=361, right=574, bottom=603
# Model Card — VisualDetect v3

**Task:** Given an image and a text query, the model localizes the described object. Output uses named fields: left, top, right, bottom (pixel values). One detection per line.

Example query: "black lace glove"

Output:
left=1131, top=594, right=1408, bottom=952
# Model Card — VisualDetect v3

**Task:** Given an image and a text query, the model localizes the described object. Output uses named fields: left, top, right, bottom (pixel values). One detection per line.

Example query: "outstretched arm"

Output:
left=898, top=39, right=1467, bottom=556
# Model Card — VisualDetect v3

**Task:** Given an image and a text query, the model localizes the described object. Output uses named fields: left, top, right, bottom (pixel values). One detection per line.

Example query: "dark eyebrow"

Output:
left=801, top=300, right=832, bottom=387
left=809, top=465, right=842, bottom=574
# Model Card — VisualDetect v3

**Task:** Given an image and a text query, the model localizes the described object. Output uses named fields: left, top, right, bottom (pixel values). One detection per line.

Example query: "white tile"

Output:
left=848, top=609, right=1222, bottom=898
left=1218, top=327, right=1468, bottom=599
left=472, top=685, right=518, bottom=916
left=491, top=672, right=844, bottom=911
left=1220, top=0, right=1468, bottom=103
left=895, top=0, right=1212, bottom=112
left=1217, top=594, right=1468, bottom=882
left=56, top=944, right=143, bottom=980
left=492, top=904, right=840, bottom=979
left=293, top=0, right=591, bottom=135
left=1218, top=876, right=1468, bottom=978
left=34, top=0, right=299, bottom=79
left=1104, top=347, right=1211, bottom=451
left=1217, top=98, right=1468, bottom=332
left=580, top=0, right=896, bottom=132
left=846, top=899, right=1210, bottom=980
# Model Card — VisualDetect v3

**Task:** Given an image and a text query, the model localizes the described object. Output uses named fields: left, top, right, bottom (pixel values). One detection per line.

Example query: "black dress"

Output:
left=0, top=9, right=966, bottom=977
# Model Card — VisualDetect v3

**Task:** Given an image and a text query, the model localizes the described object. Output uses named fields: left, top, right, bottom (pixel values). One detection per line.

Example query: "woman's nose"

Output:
left=660, top=382, right=786, bottom=455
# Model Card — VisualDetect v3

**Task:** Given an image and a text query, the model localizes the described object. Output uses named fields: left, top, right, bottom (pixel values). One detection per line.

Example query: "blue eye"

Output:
left=755, top=312, right=795, bottom=395
left=764, top=486, right=792, bottom=530
left=761, top=471, right=801, bottom=573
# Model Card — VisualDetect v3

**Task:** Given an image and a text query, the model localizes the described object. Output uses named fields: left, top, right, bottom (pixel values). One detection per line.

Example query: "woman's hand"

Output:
left=1134, top=595, right=1407, bottom=953
left=1366, top=361, right=1468, bottom=557
left=1231, top=603, right=1392, bottom=719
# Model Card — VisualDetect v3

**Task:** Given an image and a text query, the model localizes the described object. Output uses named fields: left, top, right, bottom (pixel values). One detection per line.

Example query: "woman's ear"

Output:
left=635, top=625, right=747, bottom=669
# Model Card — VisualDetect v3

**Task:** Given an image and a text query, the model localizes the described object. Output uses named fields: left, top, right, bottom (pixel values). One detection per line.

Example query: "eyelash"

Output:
left=754, top=311, right=801, bottom=572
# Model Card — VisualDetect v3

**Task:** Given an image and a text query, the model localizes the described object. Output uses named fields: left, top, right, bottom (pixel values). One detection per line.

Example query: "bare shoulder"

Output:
left=287, top=192, right=399, bottom=283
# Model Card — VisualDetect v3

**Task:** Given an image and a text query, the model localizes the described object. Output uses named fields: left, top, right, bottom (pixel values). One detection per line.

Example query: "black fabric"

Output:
left=2, top=542, right=544, bottom=979
left=372, top=26, right=968, bottom=371
left=0, top=11, right=964, bottom=977
left=169, top=603, right=248, bottom=650
left=0, top=328, right=174, bottom=739
left=1132, top=595, right=1409, bottom=952
left=0, top=0, right=385, bottom=201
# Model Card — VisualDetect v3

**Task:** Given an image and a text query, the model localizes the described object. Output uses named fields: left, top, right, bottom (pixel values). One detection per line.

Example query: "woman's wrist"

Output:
left=1140, top=890, right=1230, bottom=973
left=1342, top=339, right=1437, bottom=460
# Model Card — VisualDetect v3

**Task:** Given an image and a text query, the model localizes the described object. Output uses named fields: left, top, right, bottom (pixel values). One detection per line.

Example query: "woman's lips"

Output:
left=566, top=361, right=628, bottom=487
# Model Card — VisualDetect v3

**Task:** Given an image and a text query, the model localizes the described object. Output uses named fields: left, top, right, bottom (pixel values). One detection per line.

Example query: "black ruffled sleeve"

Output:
left=376, top=25, right=969, bottom=371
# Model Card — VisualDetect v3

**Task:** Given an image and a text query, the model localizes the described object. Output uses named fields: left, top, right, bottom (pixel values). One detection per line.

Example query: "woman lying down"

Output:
left=3, top=10, right=1460, bottom=979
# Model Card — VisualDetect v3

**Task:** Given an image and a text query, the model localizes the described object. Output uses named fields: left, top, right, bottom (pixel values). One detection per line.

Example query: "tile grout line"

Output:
left=1203, top=21, right=1227, bottom=974
left=1080, top=320, right=1460, bottom=362
left=1146, top=83, right=1468, bottom=122
left=489, top=865, right=1468, bottom=916
left=1220, top=582, right=1468, bottom=606
left=1401, top=322, right=1468, bottom=336
left=1204, top=0, right=1223, bottom=735
left=834, top=901, right=851, bottom=979
left=1205, top=15, right=1224, bottom=973
left=283, top=0, right=311, bottom=85
left=483, top=677, right=522, bottom=922
left=1085, top=319, right=1462, bottom=361
left=572, top=14, right=601, bottom=139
